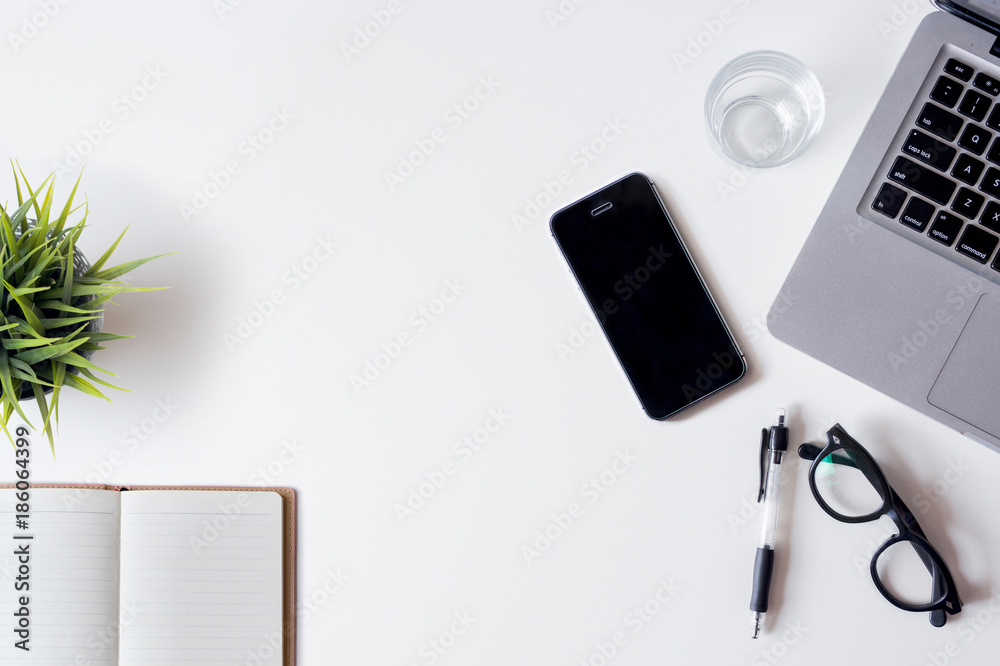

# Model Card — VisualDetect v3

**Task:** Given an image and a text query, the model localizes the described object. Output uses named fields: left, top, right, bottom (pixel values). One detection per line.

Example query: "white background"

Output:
left=4, top=0, right=1000, bottom=664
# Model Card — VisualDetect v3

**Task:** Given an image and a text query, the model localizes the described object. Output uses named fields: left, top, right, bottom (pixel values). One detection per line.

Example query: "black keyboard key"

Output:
left=952, top=153, right=985, bottom=184
left=951, top=187, right=986, bottom=218
left=981, top=201, right=1000, bottom=233
left=931, top=76, right=964, bottom=108
left=888, top=156, right=957, bottom=205
left=988, top=138, right=1000, bottom=166
left=916, top=103, right=963, bottom=141
left=958, top=90, right=992, bottom=121
left=993, top=254, right=1000, bottom=272
left=928, top=212, right=964, bottom=246
left=872, top=183, right=907, bottom=218
left=981, top=167, right=1000, bottom=197
left=956, top=225, right=999, bottom=263
left=958, top=124, right=993, bottom=155
left=945, top=58, right=974, bottom=82
left=902, top=130, right=956, bottom=170
left=974, top=72, right=1000, bottom=96
left=900, top=197, right=935, bottom=231
left=987, top=105, right=1000, bottom=130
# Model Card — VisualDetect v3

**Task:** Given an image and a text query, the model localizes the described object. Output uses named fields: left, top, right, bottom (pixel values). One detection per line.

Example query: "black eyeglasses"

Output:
left=798, top=424, right=962, bottom=627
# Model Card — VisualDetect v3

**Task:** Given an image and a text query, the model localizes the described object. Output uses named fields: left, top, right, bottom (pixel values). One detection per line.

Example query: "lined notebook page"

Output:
left=118, top=490, right=283, bottom=666
left=0, top=487, right=121, bottom=665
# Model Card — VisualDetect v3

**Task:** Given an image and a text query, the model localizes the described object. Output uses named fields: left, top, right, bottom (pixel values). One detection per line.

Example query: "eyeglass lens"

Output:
left=875, top=538, right=943, bottom=607
left=814, top=448, right=883, bottom=518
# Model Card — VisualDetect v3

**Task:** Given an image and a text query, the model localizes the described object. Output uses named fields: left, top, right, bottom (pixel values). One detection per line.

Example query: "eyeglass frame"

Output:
left=798, top=423, right=962, bottom=627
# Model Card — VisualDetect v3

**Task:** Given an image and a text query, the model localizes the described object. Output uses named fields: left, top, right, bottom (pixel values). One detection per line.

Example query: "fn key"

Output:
left=872, top=183, right=906, bottom=218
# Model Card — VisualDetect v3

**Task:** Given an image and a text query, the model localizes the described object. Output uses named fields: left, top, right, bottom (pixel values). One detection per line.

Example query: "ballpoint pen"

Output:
left=750, top=408, right=789, bottom=639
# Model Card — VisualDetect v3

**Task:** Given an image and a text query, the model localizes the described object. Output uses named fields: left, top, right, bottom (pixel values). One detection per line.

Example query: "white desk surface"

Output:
left=6, top=0, right=1000, bottom=663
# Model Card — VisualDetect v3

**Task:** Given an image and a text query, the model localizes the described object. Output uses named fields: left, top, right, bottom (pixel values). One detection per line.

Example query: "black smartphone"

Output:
left=550, top=172, right=746, bottom=419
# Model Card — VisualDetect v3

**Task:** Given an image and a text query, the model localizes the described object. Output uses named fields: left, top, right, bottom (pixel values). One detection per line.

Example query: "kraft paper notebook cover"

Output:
left=0, top=484, right=296, bottom=666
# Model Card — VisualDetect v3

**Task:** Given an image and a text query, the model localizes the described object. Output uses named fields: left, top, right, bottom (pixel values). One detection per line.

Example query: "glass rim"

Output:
left=703, top=50, right=825, bottom=168
left=708, top=50, right=819, bottom=89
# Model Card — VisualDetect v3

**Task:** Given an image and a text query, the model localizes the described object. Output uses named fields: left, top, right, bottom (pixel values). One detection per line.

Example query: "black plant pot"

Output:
left=11, top=221, right=103, bottom=400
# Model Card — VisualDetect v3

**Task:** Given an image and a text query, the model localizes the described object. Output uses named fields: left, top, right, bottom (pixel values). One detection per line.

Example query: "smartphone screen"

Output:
left=550, top=172, right=746, bottom=419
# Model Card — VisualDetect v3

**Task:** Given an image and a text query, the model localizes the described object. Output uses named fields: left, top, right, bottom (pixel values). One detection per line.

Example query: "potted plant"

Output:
left=1, top=165, right=165, bottom=453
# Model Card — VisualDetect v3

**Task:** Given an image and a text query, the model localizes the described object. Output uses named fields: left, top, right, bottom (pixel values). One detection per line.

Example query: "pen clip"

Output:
left=757, top=428, right=768, bottom=503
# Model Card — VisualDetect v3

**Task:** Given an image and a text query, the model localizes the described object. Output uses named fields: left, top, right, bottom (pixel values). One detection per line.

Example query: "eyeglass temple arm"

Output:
left=888, top=492, right=954, bottom=626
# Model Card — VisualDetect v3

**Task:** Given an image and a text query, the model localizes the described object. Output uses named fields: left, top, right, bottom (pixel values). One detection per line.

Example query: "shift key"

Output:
left=888, top=156, right=956, bottom=205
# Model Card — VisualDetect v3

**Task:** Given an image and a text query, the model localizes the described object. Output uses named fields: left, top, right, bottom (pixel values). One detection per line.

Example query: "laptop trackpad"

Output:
left=928, top=294, right=1000, bottom=439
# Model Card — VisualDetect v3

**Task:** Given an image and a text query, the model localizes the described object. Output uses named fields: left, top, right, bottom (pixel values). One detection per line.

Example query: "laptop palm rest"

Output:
left=928, top=294, right=1000, bottom=439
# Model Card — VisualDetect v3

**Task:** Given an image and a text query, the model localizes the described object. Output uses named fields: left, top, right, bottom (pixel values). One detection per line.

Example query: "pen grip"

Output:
left=750, top=547, right=774, bottom=613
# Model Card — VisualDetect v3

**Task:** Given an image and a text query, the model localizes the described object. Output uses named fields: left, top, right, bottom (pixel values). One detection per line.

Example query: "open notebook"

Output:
left=0, top=486, right=295, bottom=665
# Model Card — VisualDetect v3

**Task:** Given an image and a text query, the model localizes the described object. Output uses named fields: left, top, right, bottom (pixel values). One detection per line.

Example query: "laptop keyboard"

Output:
left=868, top=55, right=1000, bottom=276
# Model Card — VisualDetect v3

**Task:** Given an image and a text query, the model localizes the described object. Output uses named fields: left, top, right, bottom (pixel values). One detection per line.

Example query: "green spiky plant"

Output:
left=1, top=166, right=165, bottom=454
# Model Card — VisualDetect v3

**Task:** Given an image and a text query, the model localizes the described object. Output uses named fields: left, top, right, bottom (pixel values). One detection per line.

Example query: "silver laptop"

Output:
left=769, top=0, right=1000, bottom=452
